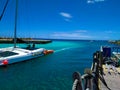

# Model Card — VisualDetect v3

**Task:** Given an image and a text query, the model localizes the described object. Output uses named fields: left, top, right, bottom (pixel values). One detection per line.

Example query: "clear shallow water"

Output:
left=0, top=40, right=115, bottom=90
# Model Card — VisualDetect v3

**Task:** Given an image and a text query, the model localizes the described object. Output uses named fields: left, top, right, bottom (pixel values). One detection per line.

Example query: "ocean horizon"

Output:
left=0, top=40, right=116, bottom=90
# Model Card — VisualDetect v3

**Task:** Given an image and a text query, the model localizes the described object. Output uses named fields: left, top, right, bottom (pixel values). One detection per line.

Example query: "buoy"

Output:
left=2, top=60, right=8, bottom=65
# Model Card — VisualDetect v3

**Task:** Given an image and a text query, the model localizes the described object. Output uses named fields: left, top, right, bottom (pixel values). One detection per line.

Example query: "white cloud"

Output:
left=75, top=30, right=88, bottom=33
left=87, top=0, right=105, bottom=4
left=59, top=12, right=72, bottom=22
left=51, top=32, right=91, bottom=39
left=87, top=0, right=95, bottom=4
left=95, top=0, right=105, bottom=2
left=105, top=30, right=120, bottom=34
left=60, top=12, right=72, bottom=18
left=105, top=31, right=113, bottom=33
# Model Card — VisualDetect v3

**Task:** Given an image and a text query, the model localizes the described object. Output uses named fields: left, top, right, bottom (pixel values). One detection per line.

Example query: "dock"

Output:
left=113, top=52, right=120, bottom=59
left=100, top=65, right=120, bottom=90
left=0, top=38, right=52, bottom=44
left=72, top=47, right=120, bottom=90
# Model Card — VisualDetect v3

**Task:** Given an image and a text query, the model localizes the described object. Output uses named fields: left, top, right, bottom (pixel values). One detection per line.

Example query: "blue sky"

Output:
left=0, top=0, right=120, bottom=40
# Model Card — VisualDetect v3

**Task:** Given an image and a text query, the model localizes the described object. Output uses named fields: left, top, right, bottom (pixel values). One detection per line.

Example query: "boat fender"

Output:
left=2, top=60, right=8, bottom=65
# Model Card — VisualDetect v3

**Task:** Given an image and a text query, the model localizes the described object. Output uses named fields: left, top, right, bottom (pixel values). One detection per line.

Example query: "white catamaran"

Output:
left=0, top=0, right=53, bottom=66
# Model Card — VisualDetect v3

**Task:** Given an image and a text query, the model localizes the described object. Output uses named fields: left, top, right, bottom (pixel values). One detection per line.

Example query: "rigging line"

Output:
left=0, top=0, right=9, bottom=21
left=14, top=0, right=18, bottom=48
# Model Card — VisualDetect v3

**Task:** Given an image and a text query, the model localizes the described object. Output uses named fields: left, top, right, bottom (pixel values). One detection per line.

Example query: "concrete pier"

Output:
left=100, top=65, right=120, bottom=90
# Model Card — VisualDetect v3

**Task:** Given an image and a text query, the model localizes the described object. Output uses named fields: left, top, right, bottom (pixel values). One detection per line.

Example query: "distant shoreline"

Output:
left=108, top=40, right=120, bottom=45
left=0, top=38, right=52, bottom=44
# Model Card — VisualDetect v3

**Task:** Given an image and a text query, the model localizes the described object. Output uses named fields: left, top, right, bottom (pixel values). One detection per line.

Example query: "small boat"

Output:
left=0, top=0, right=53, bottom=66
left=43, top=50, right=54, bottom=55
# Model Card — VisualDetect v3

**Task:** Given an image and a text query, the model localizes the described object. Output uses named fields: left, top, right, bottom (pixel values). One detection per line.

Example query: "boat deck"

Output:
left=0, top=51, right=18, bottom=57
left=0, top=47, right=44, bottom=59
left=100, top=65, right=120, bottom=90
left=0, top=47, right=32, bottom=59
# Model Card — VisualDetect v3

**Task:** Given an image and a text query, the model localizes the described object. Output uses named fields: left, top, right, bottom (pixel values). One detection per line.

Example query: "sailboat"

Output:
left=0, top=0, right=53, bottom=66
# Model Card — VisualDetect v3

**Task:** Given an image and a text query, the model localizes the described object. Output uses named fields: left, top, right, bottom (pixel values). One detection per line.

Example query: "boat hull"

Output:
left=0, top=47, right=45, bottom=66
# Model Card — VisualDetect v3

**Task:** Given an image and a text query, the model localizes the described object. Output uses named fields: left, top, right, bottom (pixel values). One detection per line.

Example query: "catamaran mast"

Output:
left=14, top=0, right=18, bottom=48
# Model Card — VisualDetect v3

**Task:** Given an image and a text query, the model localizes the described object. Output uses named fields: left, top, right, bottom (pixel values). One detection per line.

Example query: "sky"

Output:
left=0, top=0, right=120, bottom=40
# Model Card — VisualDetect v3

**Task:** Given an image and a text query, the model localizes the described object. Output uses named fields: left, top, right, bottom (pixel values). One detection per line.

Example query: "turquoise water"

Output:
left=0, top=40, right=115, bottom=90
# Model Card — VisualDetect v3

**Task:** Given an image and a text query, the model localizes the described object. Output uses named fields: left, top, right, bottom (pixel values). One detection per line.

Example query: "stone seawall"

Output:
left=0, top=38, right=52, bottom=44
